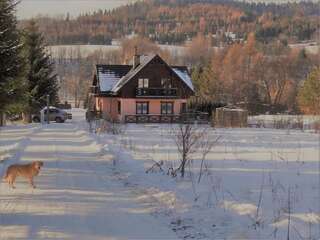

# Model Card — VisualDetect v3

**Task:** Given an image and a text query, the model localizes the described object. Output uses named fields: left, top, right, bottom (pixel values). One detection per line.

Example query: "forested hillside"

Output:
left=22, top=0, right=320, bottom=45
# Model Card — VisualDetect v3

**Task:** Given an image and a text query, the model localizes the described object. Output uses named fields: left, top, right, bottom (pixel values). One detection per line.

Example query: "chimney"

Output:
left=133, top=46, right=140, bottom=69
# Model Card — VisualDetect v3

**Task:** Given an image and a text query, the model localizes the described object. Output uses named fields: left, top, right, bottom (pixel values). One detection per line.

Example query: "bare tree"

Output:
left=198, top=134, right=220, bottom=183
left=172, top=123, right=206, bottom=178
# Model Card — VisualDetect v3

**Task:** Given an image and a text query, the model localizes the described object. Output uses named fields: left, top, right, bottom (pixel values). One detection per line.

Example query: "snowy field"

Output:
left=249, top=115, right=320, bottom=130
left=47, top=44, right=187, bottom=59
left=1, top=109, right=320, bottom=239
left=98, top=121, right=320, bottom=239
left=48, top=43, right=319, bottom=60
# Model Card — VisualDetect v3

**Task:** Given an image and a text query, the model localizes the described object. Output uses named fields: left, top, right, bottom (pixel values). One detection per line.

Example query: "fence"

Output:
left=248, top=115, right=320, bottom=132
left=125, top=112, right=209, bottom=124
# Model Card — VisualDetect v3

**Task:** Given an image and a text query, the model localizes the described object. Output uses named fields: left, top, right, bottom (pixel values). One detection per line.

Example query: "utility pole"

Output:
left=46, top=94, right=50, bottom=124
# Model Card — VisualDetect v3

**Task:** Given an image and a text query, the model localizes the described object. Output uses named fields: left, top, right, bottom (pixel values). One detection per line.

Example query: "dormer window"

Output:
left=138, top=78, right=149, bottom=88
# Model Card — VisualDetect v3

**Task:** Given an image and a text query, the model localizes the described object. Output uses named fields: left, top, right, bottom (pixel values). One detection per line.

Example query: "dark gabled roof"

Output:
left=111, top=55, right=156, bottom=92
left=95, top=65, right=132, bottom=92
left=94, top=55, right=194, bottom=94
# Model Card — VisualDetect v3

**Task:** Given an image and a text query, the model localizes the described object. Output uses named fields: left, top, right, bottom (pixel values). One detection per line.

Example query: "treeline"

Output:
left=22, top=0, right=320, bottom=45
left=191, top=33, right=320, bottom=114
left=0, top=0, right=59, bottom=124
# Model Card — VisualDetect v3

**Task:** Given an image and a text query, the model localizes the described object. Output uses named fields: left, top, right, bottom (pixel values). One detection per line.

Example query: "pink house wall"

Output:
left=96, top=97, right=188, bottom=122
left=96, top=97, right=120, bottom=121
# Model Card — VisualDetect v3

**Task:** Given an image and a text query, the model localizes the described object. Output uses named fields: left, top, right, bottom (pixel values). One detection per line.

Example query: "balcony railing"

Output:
left=136, top=88, right=178, bottom=97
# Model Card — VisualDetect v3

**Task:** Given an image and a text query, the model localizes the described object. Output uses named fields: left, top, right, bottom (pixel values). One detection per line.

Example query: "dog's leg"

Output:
left=9, top=178, right=16, bottom=189
left=29, top=177, right=35, bottom=189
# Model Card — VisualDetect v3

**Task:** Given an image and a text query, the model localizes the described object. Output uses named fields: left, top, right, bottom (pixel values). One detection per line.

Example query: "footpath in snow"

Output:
left=0, top=110, right=178, bottom=240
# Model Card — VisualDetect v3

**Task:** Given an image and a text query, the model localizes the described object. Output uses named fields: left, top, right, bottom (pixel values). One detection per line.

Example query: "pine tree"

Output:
left=198, top=66, right=218, bottom=101
left=0, top=0, right=24, bottom=124
left=23, top=20, right=59, bottom=121
left=192, top=66, right=222, bottom=102
left=191, top=66, right=202, bottom=93
left=298, top=67, right=320, bottom=114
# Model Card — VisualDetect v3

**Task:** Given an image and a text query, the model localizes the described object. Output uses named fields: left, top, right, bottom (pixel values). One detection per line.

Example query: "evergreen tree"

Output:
left=191, top=66, right=202, bottom=93
left=0, top=0, right=24, bottom=124
left=298, top=67, right=320, bottom=114
left=198, top=66, right=221, bottom=102
left=23, top=20, right=59, bottom=121
left=192, top=66, right=222, bottom=102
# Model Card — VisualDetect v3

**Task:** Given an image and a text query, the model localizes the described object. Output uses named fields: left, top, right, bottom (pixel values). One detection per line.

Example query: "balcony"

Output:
left=136, top=88, right=177, bottom=97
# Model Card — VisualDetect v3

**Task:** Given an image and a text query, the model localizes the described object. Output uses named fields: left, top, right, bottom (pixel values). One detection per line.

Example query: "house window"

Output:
left=161, top=78, right=172, bottom=88
left=136, top=102, right=149, bottom=115
left=181, top=103, right=187, bottom=113
left=138, top=78, right=149, bottom=88
left=117, top=101, right=121, bottom=114
left=161, top=102, right=174, bottom=115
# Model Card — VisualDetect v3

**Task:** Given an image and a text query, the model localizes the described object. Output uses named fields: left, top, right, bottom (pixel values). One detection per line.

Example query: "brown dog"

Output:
left=2, top=161, right=44, bottom=189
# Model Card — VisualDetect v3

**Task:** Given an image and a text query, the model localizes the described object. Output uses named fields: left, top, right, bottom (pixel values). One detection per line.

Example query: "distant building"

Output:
left=90, top=52, right=194, bottom=123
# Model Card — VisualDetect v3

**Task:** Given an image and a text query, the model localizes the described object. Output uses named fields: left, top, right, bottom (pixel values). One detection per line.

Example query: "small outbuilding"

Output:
left=213, top=106, right=248, bottom=128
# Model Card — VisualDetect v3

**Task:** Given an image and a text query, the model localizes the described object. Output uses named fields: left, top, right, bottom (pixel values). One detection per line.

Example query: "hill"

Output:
left=22, top=0, right=320, bottom=46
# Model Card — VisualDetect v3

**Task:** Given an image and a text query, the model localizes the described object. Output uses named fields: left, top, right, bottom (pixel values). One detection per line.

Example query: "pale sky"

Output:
left=17, top=0, right=136, bottom=19
left=16, top=0, right=318, bottom=20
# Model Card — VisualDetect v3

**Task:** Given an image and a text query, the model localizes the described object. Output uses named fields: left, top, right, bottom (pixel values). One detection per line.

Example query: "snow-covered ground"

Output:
left=0, top=110, right=178, bottom=239
left=1, top=110, right=320, bottom=239
left=47, top=42, right=319, bottom=60
left=47, top=44, right=188, bottom=59
left=97, top=121, right=320, bottom=239
left=249, top=115, right=320, bottom=130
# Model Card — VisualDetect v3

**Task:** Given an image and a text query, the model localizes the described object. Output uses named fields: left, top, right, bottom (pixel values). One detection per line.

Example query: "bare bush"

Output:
left=96, top=119, right=125, bottom=135
left=198, top=134, right=220, bottom=183
left=171, top=123, right=207, bottom=178
left=146, top=160, right=164, bottom=174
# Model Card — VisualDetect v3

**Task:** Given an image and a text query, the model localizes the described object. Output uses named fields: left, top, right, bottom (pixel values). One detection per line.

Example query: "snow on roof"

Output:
left=98, top=70, right=121, bottom=92
left=172, top=67, right=194, bottom=91
left=96, top=65, right=131, bottom=92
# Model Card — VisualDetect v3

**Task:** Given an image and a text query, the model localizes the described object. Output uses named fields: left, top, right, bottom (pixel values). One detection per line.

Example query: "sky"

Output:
left=16, top=0, right=317, bottom=20
left=17, top=0, right=136, bottom=19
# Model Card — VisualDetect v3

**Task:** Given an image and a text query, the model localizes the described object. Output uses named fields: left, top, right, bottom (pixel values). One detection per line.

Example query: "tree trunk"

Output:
left=181, top=153, right=187, bottom=178
left=0, top=112, right=5, bottom=127
left=22, top=112, right=32, bottom=123
left=181, top=163, right=185, bottom=178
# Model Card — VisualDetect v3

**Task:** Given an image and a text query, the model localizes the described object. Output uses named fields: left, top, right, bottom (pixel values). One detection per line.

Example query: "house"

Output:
left=90, top=52, right=195, bottom=123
